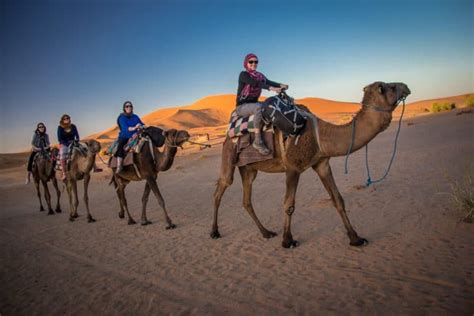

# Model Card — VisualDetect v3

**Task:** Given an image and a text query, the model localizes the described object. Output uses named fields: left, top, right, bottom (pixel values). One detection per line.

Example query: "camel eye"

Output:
left=378, top=85, right=384, bottom=94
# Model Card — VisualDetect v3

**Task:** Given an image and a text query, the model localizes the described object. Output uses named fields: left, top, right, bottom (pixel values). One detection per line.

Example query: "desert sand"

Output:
left=1, top=106, right=473, bottom=314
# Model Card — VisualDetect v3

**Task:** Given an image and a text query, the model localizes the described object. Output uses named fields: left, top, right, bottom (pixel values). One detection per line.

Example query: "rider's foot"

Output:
left=253, top=133, right=270, bottom=155
left=25, top=173, right=31, bottom=185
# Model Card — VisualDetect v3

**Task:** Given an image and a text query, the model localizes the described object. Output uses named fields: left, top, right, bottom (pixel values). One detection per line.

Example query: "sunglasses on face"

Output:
left=38, top=126, right=45, bottom=129
left=248, top=60, right=258, bottom=65
left=125, top=105, right=133, bottom=108
left=63, top=117, right=70, bottom=121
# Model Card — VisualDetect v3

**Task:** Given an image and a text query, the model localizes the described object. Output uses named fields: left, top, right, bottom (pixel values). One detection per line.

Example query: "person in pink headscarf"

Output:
left=235, top=53, right=288, bottom=155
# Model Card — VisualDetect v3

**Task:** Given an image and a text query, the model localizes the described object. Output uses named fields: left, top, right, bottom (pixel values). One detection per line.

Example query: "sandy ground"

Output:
left=0, top=110, right=473, bottom=315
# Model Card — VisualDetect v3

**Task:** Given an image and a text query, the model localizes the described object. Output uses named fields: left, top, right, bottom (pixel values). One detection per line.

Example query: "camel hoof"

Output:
left=48, top=210, right=55, bottom=215
left=166, top=223, right=177, bottom=230
left=73, top=213, right=79, bottom=218
left=87, top=217, right=96, bottom=223
left=141, top=220, right=152, bottom=226
left=55, top=208, right=62, bottom=213
left=128, top=219, right=136, bottom=225
left=262, top=230, right=277, bottom=239
left=210, top=230, right=221, bottom=239
left=69, top=216, right=75, bottom=222
left=40, top=208, right=45, bottom=212
left=118, top=212, right=124, bottom=219
left=282, top=239, right=299, bottom=248
left=350, top=238, right=369, bottom=247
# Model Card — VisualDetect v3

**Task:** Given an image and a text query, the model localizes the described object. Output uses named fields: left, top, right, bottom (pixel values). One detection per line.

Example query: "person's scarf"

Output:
left=240, top=53, right=266, bottom=100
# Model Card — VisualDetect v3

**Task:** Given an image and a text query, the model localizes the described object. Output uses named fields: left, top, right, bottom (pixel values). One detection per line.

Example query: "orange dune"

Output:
left=88, top=93, right=473, bottom=141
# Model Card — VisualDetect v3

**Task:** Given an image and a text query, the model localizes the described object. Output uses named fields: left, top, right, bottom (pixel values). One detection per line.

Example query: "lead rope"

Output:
left=364, top=98, right=406, bottom=186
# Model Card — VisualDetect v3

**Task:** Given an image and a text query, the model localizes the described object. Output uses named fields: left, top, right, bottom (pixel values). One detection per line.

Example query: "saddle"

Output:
left=226, top=91, right=307, bottom=167
left=107, top=134, right=156, bottom=178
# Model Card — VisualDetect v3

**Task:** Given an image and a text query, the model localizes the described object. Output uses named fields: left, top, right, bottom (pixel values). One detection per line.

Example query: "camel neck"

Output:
left=156, top=145, right=178, bottom=171
left=318, top=108, right=392, bottom=157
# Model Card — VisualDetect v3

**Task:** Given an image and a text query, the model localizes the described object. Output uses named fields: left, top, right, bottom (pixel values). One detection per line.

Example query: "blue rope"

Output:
left=365, top=99, right=406, bottom=186
left=344, top=119, right=356, bottom=174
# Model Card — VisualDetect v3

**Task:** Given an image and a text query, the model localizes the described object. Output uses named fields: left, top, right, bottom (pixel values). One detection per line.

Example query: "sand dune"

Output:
left=89, top=93, right=473, bottom=142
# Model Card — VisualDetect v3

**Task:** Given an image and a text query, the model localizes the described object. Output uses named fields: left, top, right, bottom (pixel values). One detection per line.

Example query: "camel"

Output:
left=32, top=148, right=62, bottom=215
left=211, top=81, right=411, bottom=248
left=111, top=127, right=190, bottom=228
left=64, top=140, right=101, bottom=222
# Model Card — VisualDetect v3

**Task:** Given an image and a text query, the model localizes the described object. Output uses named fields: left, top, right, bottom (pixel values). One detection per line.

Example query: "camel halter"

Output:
left=344, top=97, right=406, bottom=187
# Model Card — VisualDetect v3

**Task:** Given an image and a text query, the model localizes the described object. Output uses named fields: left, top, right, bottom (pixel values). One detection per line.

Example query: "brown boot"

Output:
left=252, top=132, right=270, bottom=155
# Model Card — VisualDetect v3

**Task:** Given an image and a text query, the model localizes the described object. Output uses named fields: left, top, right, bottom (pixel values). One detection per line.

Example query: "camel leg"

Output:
left=113, top=174, right=125, bottom=219
left=71, top=180, right=80, bottom=219
left=83, top=174, right=95, bottom=223
left=42, top=180, right=54, bottom=215
left=239, top=167, right=277, bottom=239
left=140, top=182, right=152, bottom=225
left=281, top=171, right=300, bottom=248
left=117, top=180, right=135, bottom=225
left=34, top=179, right=45, bottom=212
left=313, top=159, right=368, bottom=246
left=211, top=139, right=235, bottom=239
left=147, top=178, right=176, bottom=230
left=66, top=180, right=75, bottom=221
left=52, top=177, right=62, bottom=213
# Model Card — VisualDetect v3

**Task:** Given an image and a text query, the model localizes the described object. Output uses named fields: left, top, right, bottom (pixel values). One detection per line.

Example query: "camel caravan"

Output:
left=25, top=51, right=410, bottom=249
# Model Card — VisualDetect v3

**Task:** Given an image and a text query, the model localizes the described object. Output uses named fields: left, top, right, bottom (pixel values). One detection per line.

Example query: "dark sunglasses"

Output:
left=125, top=105, right=133, bottom=108
left=38, top=126, right=45, bottom=128
left=63, top=117, right=70, bottom=120
left=248, top=60, right=258, bottom=65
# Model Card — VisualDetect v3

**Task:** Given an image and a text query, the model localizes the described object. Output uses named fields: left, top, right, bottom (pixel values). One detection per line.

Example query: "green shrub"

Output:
left=430, top=102, right=456, bottom=113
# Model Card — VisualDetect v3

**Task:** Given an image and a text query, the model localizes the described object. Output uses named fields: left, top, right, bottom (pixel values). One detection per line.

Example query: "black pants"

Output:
left=27, top=151, right=38, bottom=172
left=114, top=137, right=129, bottom=158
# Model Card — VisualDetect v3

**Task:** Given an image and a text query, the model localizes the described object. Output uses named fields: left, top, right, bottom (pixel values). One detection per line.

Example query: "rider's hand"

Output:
left=270, top=86, right=282, bottom=93
left=280, top=84, right=289, bottom=90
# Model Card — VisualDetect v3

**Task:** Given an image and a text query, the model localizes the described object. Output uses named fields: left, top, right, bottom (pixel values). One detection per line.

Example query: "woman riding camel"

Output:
left=236, top=53, right=288, bottom=155
left=26, top=122, right=51, bottom=184
left=57, top=114, right=80, bottom=180
left=115, top=101, right=145, bottom=173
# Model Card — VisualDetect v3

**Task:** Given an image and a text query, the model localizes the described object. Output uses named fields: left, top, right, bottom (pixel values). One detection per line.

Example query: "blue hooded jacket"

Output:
left=117, top=113, right=144, bottom=139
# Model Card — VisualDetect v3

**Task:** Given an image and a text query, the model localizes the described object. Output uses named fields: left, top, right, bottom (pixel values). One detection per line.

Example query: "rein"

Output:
left=344, top=97, right=406, bottom=186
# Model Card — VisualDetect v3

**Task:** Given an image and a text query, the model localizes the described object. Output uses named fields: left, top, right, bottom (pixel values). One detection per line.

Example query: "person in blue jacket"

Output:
left=115, top=101, right=145, bottom=172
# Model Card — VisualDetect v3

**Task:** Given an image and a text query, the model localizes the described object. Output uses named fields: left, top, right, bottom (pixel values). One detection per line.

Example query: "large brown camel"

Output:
left=65, top=140, right=101, bottom=222
left=211, top=81, right=411, bottom=248
left=32, top=148, right=62, bottom=215
left=111, top=127, right=190, bottom=228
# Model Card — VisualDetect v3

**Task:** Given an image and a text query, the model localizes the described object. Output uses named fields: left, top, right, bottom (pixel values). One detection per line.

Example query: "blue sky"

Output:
left=1, top=0, right=472, bottom=152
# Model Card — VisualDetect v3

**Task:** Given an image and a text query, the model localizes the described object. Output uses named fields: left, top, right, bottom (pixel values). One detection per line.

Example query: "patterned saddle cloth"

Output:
left=227, top=111, right=273, bottom=138
left=106, top=133, right=142, bottom=156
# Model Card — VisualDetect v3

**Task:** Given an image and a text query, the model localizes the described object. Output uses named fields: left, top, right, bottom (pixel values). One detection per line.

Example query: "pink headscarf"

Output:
left=241, top=53, right=266, bottom=99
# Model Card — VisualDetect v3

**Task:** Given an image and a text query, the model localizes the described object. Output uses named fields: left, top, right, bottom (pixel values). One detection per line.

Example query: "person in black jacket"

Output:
left=26, top=122, right=50, bottom=184
left=235, top=53, right=288, bottom=154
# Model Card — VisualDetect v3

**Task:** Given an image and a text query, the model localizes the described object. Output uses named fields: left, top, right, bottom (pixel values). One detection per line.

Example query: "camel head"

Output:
left=361, top=82, right=411, bottom=112
left=50, top=147, right=59, bottom=158
left=163, top=129, right=190, bottom=148
left=84, top=139, right=101, bottom=154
